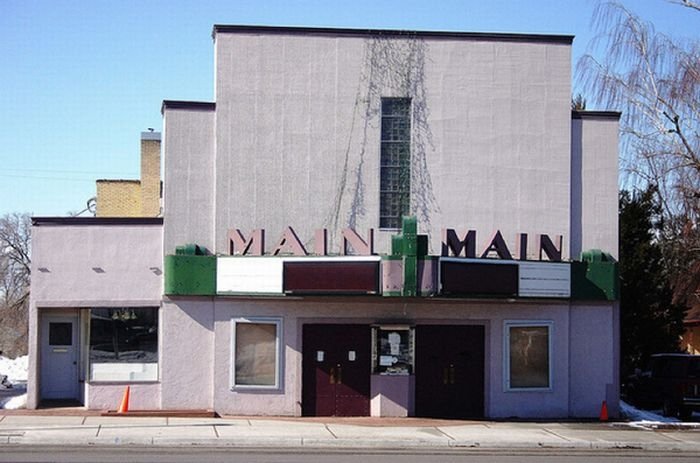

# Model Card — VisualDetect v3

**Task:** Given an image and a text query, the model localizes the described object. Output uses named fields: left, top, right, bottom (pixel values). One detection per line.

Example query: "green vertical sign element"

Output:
left=387, top=216, right=427, bottom=297
left=402, top=216, right=418, bottom=297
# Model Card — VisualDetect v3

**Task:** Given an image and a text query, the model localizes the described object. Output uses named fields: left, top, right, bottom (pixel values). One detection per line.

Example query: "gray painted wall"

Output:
left=31, top=224, right=163, bottom=304
left=160, top=300, right=215, bottom=409
left=165, top=32, right=575, bottom=258
left=570, top=117, right=619, bottom=259
left=569, top=303, right=620, bottom=417
left=163, top=108, right=216, bottom=255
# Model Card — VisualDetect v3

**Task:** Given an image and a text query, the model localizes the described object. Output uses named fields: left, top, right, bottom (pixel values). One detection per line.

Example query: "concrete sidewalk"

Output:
left=1, top=414, right=700, bottom=452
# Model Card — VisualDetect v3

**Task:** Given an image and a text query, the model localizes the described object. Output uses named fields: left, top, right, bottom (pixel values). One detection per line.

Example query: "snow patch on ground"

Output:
left=0, top=355, right=28, bottom=382
left=1, top=390, right=27, bottom=409
left=620, top=400, right=680, bottom=423
left=0, top=355, right=28, bottom=409
left=619, top=400, right=700, bottom=429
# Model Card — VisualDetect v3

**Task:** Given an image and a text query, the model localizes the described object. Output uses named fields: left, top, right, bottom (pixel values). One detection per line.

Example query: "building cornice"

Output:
left=161, top=100, right=215, bottom=116
left=571, top=110, right=622, bottom=120
left=32, top=217, right=163, bottom=226
left=212, top=24, right=574, bottom=45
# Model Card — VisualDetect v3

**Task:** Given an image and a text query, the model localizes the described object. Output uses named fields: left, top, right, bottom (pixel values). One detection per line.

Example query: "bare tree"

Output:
left=0, top=213, right=31, bottom=357
left=571, top=93, right=587, bottom=110
left=670, top=0, right=700, bottom=13
left=577, top=1, right=700, bottom=308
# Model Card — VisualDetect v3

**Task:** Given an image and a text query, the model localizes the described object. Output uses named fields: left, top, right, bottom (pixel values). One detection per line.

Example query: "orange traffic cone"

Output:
left=117, top=386, right=130, bottom=414
left=599, top=400, right=609, bottom=421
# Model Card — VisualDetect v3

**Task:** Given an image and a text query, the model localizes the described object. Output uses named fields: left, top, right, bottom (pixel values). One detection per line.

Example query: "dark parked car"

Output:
left=624, top=354, right=700, bottom=419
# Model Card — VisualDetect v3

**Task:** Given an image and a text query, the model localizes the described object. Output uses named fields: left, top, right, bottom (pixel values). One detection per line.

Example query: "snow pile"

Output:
left=620, top=400, right=680, bottom=424
left=1, top=393, right=27, bottom=409
left=0, top=355, right=28, bottom=409
left=0, top=355, right=28, bottom=382
left=619, top=400, right=700, bottom=429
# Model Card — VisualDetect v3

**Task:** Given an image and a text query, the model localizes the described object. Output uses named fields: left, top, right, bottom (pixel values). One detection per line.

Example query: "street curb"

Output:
left=2, top=436, right=700, bottom=453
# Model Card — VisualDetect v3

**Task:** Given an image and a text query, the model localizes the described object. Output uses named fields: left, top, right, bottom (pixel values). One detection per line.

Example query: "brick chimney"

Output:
left=140, top=131, right=161, bottom=216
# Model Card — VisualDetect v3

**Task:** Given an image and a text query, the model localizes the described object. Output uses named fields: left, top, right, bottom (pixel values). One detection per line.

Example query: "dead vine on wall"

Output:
left=326, top=35, right=439, bottom=249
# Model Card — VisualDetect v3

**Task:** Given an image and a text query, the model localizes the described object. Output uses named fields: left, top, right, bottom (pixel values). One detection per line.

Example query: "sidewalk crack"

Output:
left=435, top=427, right=456, bottom=441
left=324, top=424, right=338, bottom=439
left=542, top=427, right=572, bottom=442
left=81, top=416, right=87, bottom=425
left=213, top=425, right=220, bottom=438
left=657, top=432, right=685, bottom=443
left=95, top=424, right=101, bottom=437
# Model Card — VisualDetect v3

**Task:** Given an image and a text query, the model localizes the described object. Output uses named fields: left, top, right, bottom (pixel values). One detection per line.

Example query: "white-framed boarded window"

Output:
left=231, top=317, right=282, bottom=389
left=504, top=321, right=553, bottom=391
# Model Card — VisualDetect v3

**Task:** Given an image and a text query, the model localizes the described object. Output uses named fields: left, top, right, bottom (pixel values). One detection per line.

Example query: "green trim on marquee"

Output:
left=164, top=254, right=216, bottom=296
left=570, top=249, right=619, bottom=301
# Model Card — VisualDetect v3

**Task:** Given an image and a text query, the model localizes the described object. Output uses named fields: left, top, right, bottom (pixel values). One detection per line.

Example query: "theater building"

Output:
left=28, top=25, right=620, bottom=419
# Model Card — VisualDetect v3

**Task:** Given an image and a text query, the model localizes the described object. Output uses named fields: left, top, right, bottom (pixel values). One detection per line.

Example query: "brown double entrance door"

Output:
left=302, top=324, right=484, bottom=418
left=415, top=325, right=485, bottom=419
left=302, top=324, right=371, bottom=416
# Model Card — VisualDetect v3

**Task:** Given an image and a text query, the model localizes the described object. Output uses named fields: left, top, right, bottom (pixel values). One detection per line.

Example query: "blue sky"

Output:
left=1, top=0, right=697, bottom=216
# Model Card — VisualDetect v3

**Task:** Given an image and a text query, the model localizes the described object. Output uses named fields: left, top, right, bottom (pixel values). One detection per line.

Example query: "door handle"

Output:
left=443, top=367, right=449, bottom=385
left=449, top=364, right=456, bottom=385
left=336, top=365, right=342, bottom=385
left=329, top=367, right=336, bottom=384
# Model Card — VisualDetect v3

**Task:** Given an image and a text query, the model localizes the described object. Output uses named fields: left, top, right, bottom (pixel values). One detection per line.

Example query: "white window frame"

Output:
left=230, top=317, right=282, bottom=390
left=503, top=320, right=553, bottom=392
left=87, top=307, right=160, bottom=383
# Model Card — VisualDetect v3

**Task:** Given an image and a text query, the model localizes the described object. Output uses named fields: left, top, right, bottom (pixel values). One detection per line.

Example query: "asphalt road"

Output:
left=1, top=448, right=700, bottom=463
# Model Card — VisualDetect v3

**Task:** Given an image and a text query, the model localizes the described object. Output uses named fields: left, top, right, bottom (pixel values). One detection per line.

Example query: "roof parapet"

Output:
left=211, top=24, right=574, bottom=44
left=571, top=110, right=622, bottom=120
left=161, top=100, right=215, bottom=116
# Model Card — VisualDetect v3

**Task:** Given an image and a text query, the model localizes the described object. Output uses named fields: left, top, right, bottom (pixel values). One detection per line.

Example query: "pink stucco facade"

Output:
left=28, top=219, right=163, bottom=409
left=157, top=297, right=616, bottom=418
left=27, top=26, right=620, bottom=420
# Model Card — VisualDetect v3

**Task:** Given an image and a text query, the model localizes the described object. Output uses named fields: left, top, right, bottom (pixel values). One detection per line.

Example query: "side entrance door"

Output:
left=40, top=315, right=79, bottom=400
left=302, top=324, right=371, bottom=416
left=415, top=325, right=485, bottom=419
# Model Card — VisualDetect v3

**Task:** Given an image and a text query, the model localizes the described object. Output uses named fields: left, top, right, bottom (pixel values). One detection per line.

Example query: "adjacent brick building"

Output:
left=95, top=131, right=161, bottom=217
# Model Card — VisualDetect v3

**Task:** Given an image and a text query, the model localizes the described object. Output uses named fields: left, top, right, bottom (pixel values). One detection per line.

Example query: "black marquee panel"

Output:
left=440, top=260, right=518, bottom=296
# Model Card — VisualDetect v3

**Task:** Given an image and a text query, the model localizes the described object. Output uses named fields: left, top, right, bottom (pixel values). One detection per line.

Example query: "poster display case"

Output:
left=371, top=325, right=414, bottom=375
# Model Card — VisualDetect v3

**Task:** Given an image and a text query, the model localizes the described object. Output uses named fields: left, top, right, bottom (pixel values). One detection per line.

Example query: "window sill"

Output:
left=230, top=386, right=283, bottom=394
left=504, top=387, right=553, bottom=393
left=88, top=380, right=160, bottom=385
